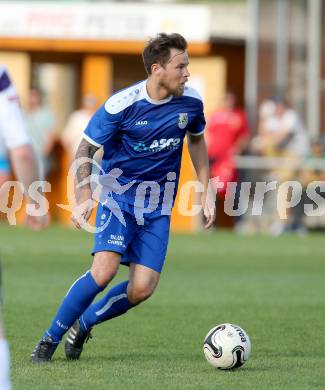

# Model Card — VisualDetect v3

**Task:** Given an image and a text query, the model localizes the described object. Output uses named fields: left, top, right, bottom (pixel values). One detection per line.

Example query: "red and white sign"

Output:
left=0, top=2, right=210, bottom=42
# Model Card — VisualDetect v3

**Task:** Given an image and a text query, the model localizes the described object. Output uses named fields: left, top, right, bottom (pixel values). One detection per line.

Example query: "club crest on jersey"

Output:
left=178, top=113, right=188, bottom=129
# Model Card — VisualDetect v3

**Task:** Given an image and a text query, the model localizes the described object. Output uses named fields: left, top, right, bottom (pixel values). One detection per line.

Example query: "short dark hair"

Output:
left=142, top=33, right=188, bottom=75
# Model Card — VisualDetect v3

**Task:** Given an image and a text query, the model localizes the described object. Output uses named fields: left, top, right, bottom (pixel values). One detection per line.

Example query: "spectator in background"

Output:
left=25, top=87, right=56, bottom=180
left=239, top=99, right=277, bottom=234
left=61, top=94, right=98, bottom=163
left=253, top=97, right=310, bottom=235
left=60, top=94, right=101, bottom=206
left=253, top=97, right=309, bottom=162
left=0, top=65, right=47, bottom=390
left=206, top=91, right=250, bottom=225
left=250, top=98, right=276, bottom=156
left=291, top=140, right=325, bottom=233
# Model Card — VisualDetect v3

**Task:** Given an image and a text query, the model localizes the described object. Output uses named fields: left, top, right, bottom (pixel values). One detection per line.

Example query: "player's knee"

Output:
left=91, top=268, right=117, bottom=287
left=127, top=284, right=155, bottom=304
left=91, top=253, right=120, bottom=287
left=91, top=263, right=118, bottom=287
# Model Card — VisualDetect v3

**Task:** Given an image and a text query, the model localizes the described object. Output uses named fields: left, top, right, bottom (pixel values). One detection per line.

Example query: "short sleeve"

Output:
left=0, top=84, right=31, bottom=149
left=187, top=100, right=206, bottom=136
left=83, top=103, right=123, bottom=147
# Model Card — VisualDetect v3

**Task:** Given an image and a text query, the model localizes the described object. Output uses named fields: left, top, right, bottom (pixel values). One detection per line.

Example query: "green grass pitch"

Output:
left=1, top=224, right=325, bottom=389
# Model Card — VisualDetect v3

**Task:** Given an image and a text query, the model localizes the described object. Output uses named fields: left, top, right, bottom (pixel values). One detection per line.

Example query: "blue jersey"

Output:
left=84, top=80, right=205, bottom=211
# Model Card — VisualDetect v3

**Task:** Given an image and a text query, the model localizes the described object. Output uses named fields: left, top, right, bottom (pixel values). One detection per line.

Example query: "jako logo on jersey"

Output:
left=135, top=120, right=148, bottom=125
left=133, top=138, right=181, bottom=152
left=178, top=113, right=188, bottom=129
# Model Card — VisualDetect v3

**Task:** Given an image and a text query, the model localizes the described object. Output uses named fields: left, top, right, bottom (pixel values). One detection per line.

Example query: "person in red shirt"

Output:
left=206, top=91, right=250, bottom=225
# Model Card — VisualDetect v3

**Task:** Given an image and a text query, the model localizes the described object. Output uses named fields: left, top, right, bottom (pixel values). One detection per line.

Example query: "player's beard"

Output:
left=158, top=78, right=185, bottom=98
left=173, top=83, right=185, bottom=97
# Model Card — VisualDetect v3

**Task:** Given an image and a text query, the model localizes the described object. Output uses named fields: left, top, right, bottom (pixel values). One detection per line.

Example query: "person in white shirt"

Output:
left=0, top=65, right=46, bottom=390
left=257, top=97, right=310, bottom=234
left=263, top=97, right=309, bottom=158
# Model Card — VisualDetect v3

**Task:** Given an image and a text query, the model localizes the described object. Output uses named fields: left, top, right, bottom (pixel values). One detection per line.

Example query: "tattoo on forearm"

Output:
left=75, top=139, right=99, bottom=185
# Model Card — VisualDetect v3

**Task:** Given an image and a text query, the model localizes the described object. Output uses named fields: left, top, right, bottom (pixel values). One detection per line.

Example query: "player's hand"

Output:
left=71, top=198, right=94, bottom=229
left=201, top=193, right=216, bottom=229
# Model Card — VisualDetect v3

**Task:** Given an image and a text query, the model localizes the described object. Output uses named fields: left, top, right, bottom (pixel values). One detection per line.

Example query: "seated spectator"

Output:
left=253, top=97, right=309, bottom=162
left=254, top=97, right=310, bottom=235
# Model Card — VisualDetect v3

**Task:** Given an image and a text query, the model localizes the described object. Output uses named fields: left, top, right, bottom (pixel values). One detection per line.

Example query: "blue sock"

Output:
left=45, top=271, right=104, bottom=342
left=80, top=281, right=134, bottom=331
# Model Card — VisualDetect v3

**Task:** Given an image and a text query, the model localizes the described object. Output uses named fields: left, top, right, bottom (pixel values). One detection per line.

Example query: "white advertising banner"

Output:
left=0, top=2, right=210, bottom=42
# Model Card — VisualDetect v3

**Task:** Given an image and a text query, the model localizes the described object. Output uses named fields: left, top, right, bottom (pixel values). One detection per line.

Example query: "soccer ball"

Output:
left=203, top=323, right=251, bottom=369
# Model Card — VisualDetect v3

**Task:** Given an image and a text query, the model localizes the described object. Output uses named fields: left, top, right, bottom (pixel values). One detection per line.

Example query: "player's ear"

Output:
left=151, top=63, right=162, bottom=76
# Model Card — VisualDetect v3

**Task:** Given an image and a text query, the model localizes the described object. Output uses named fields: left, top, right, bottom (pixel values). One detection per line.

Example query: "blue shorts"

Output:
left=92, top=202, right=171, bottom=273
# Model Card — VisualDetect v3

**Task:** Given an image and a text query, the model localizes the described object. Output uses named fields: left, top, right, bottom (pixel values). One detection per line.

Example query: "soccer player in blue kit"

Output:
left=31, top=33, right=215, bottom=362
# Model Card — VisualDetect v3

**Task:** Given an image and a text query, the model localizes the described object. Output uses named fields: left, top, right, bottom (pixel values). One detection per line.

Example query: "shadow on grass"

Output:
left=52, top=351, right=173, bottom=364
left=49, top=353, right=272, bottom=374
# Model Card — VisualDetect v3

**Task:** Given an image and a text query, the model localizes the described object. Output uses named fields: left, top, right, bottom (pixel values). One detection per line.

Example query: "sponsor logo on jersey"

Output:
left=178, top=113, right=188, bottom=129
left=133, top=138, right=181, bottom=152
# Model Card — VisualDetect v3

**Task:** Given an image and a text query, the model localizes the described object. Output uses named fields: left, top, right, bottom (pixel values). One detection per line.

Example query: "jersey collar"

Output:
left=143, top=80, right=173, bottom=105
